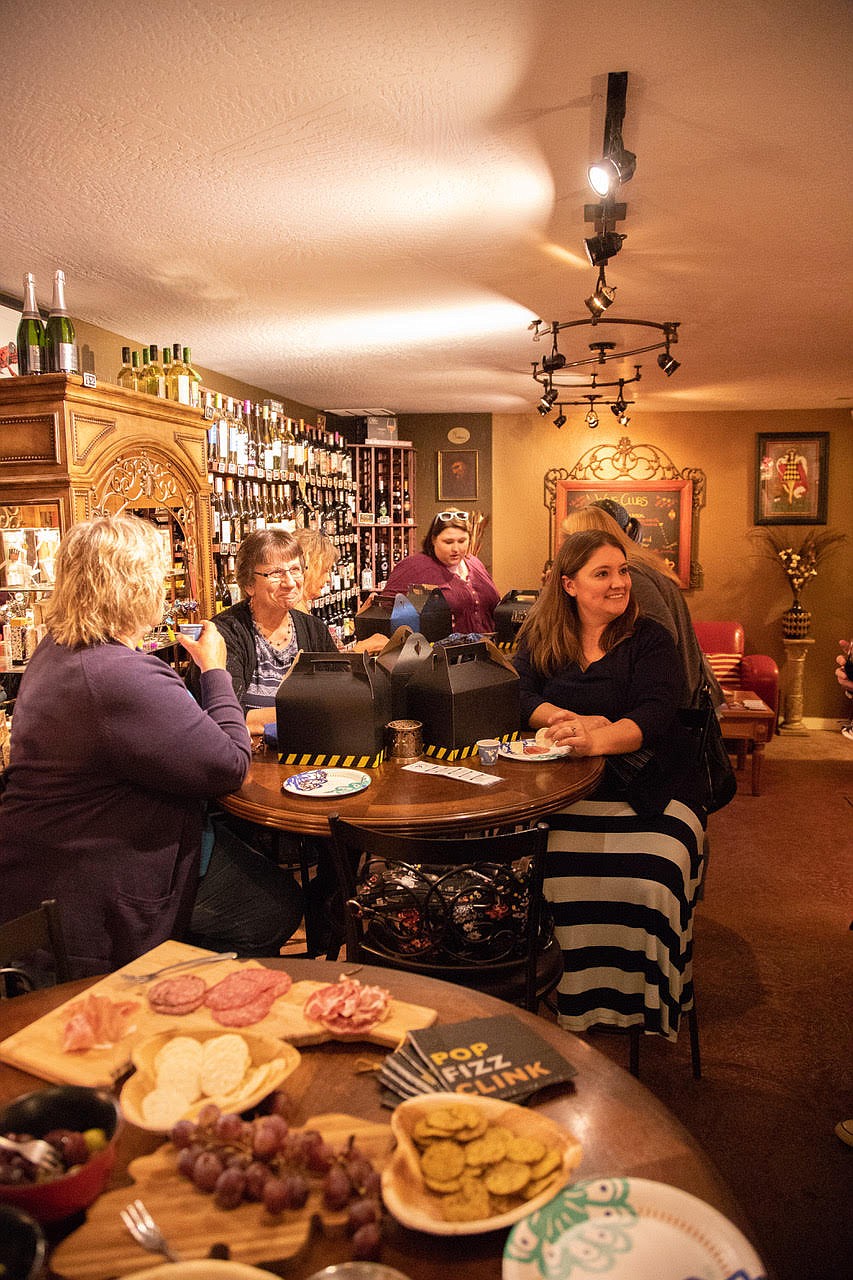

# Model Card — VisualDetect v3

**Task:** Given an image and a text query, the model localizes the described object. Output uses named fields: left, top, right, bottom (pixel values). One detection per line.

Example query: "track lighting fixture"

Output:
left=585, top=407, right=599, bottom=428
left=587, top=149, right=637, bottom=198
left=537, top=384, right=558, bottom=415
left=553, top=411, right=567, bottom=429
left=541, top=329, right=566, bottom=373
left=584, top=228, right=625, bottom=267
left=587, top=72, right=637, bottom=199
left=585, top=268, right=617, bottom=317
left=657, top=348, right=681, bottom=376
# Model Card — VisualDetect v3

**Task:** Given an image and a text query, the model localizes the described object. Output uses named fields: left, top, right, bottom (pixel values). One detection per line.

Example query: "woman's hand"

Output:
left=836, top=640, right=853, bottom=693
left=178, top=621, right=228, bottom=673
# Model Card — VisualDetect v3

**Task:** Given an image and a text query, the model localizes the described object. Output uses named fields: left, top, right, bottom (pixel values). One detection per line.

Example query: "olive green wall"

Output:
left=396, top=414, right=493, bottom=568
left=489, top=409, right=852, bottom=723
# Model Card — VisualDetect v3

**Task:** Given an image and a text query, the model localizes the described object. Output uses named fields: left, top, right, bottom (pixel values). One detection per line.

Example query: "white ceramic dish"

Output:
left=282, top=768, right=371, bottom=797
left=503, top=1176, right=768, bottom=1280
left=498, top=740, right=571, bottom=763
left=124, top=1264, right=280, bottom=1280
left=382, top=1092, right=582, bottom=1237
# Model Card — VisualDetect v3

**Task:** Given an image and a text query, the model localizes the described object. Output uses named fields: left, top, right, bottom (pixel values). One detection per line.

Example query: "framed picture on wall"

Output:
left=437, top=449, right=478, bottom=502
left=754, top=431, right=829, bottom=525
left=554, top=478, right=694, bottom=587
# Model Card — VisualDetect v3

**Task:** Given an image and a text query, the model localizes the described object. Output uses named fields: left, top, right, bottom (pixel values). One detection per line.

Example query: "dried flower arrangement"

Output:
left=753, top=527, right=846, bottom=600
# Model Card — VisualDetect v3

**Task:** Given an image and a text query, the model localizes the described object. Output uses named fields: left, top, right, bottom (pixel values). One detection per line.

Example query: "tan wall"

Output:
left=491, top=409, right=852, bottom=722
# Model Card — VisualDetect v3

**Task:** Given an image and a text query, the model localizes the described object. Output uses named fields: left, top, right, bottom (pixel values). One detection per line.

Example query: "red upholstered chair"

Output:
left=693, top=621, right=780, bottom=732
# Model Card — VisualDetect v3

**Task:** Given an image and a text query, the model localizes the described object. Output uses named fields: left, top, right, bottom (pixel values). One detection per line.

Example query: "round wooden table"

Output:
left=219, top=744, right=605, bottom=837
left=0, top=959, right=760, bottom=1280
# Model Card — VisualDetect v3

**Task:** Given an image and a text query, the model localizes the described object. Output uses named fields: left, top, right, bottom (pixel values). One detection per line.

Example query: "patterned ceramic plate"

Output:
left=503, top=1177, right=767, bottom=1280
left=282, top=768, right=371, bottom=798
left=498, top=740, right=572, bottom=763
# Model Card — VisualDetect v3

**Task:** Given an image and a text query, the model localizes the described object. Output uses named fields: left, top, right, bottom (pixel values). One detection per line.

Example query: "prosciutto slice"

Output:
left=61, top=993, right=140, bottom=1052
left=303, top=975, right=391, bottom=1037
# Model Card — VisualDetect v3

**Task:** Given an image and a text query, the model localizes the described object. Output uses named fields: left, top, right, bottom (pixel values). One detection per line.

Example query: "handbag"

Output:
left=680, top=683, right=737, bottom=814
left=604, top=746, right=673, bottom=817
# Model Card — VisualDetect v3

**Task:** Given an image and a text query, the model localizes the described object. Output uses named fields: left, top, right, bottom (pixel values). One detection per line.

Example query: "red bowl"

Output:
left=0, top=1085, right=121, bottom=1224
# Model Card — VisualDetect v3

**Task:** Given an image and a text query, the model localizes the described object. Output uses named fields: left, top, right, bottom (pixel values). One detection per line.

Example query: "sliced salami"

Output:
left=210, top=995, right=275, bottom=1027
left=303, top=976, right=391, bottom=1038
left=147, top=974, right=207, bottom=1015
left=203, top=967, right=292, bottom=1013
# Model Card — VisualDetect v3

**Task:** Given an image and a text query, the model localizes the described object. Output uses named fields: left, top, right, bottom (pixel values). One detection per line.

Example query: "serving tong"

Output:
left=117, top=951, right=237, bottom=985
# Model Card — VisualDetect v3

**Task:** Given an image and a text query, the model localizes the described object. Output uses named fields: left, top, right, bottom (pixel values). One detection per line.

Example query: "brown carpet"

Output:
left=576, top=730, right=853, bottom=1280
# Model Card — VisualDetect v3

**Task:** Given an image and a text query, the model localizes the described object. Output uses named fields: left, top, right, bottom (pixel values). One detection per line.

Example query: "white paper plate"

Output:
left=282, top=767, right=371, bottom=797
left=503, top=1177, right=767, bottom=1280
left=499, top=740, right=571, bottom=763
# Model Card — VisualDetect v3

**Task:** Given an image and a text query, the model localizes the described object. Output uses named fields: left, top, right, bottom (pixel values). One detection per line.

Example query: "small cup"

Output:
left=177, top=623, right=203, bottom=641
left=476, top=738, right=500, bottom=765
left=385, top=719, right=423, bottom=762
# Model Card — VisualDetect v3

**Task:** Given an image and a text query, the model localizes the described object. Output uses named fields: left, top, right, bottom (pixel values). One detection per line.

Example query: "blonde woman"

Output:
left=561, top=500, right=710, bottom=707
left=294, top=527, right=387, bottom=654
left=0, top=515, right=251, bottom=977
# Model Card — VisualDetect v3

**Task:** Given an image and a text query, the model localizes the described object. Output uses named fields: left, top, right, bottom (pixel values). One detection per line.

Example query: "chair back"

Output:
left=326, top=815, right=554, bottom=1011
left=0, top=899, right=72, bottom=997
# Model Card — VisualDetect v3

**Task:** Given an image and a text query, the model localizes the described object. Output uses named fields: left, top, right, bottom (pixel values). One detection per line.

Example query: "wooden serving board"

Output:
left=51, top=1112, right=395, bottom=1278
left=0, top=942, right=437, bottom=1087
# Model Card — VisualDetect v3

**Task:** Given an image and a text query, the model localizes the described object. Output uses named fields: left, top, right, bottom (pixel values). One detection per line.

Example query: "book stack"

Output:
left=379, top=1014, right=577, bottom=1108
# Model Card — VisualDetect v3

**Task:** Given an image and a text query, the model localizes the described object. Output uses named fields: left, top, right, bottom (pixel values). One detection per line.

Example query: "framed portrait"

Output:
left=754, top=432, right=829, bottom=525
left=554, top=478, right=694, bottom=587
left=437, top=449, right=479, bottom=502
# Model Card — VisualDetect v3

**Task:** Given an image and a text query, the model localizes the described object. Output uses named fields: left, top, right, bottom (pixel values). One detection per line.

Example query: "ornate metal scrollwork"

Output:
left=91, top=450, right=180, bottom=514
left=544, top=436, right=706, bottom=587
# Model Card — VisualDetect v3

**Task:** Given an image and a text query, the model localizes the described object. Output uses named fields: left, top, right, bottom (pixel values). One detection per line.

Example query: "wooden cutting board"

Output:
left=0, top=941, right=437, bottom=1088
left=51, top=1112, right=394, bottom=1278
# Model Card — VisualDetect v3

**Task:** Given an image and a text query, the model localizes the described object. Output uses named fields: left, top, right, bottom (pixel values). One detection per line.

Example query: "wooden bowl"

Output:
left=381, top=1092, right=582, bottom=1236
left=120, top=1028, right=301, bottom=1131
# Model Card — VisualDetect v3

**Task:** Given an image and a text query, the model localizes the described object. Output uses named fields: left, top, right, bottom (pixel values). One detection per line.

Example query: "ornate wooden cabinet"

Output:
left=0, top=374, right=213, bottom=616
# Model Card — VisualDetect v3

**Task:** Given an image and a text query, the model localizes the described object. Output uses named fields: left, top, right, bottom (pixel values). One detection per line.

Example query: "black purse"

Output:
left=604, top=746, right=673, bottom=817
left=679, top=685, right=737, bottom=814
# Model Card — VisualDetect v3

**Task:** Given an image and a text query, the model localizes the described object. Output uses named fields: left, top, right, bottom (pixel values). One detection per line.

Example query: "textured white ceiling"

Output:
left=2, top=0, right=851, bottom=416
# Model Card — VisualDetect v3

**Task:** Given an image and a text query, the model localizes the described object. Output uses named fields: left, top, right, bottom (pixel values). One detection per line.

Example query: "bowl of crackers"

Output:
left=119, top=1029, right=301, bottom=1132
left=381, top=1093, right=582, bottom=1236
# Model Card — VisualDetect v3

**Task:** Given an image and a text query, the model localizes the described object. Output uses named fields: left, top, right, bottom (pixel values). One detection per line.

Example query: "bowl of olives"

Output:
left=0, top=1084, right=121, bottom=1223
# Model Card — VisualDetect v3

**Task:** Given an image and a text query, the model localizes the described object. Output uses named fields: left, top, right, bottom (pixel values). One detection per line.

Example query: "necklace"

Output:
left=250, top=602, right=294, bottom=650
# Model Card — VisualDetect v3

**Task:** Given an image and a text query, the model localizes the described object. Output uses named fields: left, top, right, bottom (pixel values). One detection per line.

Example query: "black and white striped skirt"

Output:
left=544, top=796, right=706, bottom=1041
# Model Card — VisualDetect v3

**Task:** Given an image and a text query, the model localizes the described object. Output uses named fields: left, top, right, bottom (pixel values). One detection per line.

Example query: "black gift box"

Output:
left=375, top=628, right=433, bottom=720
left=494, top=588, right=540, bottom=648
left=404, top=637, right=520, bottom=760
left=275, top=650, right=391, bottom=767
left=354, top=587, right=452, bottom=643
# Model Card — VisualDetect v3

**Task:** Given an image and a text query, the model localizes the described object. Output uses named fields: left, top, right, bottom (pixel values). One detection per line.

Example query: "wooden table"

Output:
left=0, top=959, right=760, bottom=1280
left=219, top=743, right=604, bottom=837
left=718, top=690, right=775, bottom=795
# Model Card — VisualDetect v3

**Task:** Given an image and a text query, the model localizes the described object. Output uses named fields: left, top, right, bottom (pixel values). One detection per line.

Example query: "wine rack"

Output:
left=352, top=444, right=417, bottom=592
left=207, top=398, right=358, bottom=641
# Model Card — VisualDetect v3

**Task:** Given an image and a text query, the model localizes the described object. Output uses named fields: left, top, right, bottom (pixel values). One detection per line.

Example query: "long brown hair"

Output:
left=516, top=530, right=637, bottom=675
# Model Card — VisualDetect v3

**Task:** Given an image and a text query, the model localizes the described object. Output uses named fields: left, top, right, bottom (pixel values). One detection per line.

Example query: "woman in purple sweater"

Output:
left=384, top=510, right=500, bottom=634
left=0, top=515, right=251, bottom=977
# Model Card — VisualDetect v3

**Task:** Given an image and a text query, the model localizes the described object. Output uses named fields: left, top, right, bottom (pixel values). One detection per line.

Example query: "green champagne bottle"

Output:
left=146, top=344, right=165, bottom=397
left=45, top=270, right=78, bottom=374
left=116, top=346, right=134, bottom=388
left=16, top=272, right=46, bottom=375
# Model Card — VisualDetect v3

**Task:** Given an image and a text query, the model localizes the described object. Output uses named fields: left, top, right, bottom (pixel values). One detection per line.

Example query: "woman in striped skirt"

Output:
left=513, top=530, right=706, bottom=1041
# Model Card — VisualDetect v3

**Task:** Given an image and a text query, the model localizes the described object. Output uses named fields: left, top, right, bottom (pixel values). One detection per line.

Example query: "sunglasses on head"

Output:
left=435, top=510, right=469, bottom=523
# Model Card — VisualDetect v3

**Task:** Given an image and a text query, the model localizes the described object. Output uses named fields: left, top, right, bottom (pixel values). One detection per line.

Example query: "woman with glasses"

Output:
left=383, top=509, right=500, bottom=635
left=198, top=528, right=337, bottom=735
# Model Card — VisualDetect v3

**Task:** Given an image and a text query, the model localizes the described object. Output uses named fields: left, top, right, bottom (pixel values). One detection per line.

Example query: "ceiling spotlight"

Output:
left=657, top=349, right=681, bottom=376
left=553, top=411, right=567, bottom=429
left=585, top=408, right=599, bottom=428
left=541, top=334, right=567, bottom=373
left=585, top=268, right=617, bottom=317
left=537, top=385, right=558, bottom=415
left=610, top=399, right=626, bottom=418
left=587, top=149, right=637, bottom=198
left=584, top=229, right=625, bottom=267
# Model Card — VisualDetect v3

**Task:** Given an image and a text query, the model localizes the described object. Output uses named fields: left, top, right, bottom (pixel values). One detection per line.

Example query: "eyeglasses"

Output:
left=253, top=565, right=304, bottom=583
left=435, top=510, right=469, bottom=523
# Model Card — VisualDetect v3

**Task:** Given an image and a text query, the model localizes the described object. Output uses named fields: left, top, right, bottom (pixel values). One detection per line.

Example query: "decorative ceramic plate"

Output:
left=499, top=740, right=571, bottom=763
left=282, top=768, right=371, bottom=797
left=503, top=1177, right=768, bottom=1280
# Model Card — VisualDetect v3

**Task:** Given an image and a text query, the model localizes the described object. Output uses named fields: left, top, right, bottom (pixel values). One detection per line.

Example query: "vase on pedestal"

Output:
left=781, top=597, right=812, bottom=639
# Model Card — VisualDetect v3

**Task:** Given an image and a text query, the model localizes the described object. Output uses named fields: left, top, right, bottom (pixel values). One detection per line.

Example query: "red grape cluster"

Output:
left=169, top=1092, right=383, bottom=1260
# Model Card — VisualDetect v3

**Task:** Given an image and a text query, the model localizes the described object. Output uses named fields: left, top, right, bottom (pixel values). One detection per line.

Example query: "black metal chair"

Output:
left=326, top=815, right=563, bottom=1012
left=0, top=899, right=72, bottom=997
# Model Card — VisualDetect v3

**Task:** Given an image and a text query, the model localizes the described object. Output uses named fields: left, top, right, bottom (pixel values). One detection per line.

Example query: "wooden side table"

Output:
left=718, top=690, right=776, bottom=796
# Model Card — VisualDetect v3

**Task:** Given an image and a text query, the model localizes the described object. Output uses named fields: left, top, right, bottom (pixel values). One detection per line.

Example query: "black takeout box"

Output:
left=494, top=588, right=540, bottom=648
left=275, top=650, right=391, bottom=767
left=354, top=587, right=452, bottom=644
left=375, top=628, right=433, bottom=720
left=404, top=637, right=520, bottom=760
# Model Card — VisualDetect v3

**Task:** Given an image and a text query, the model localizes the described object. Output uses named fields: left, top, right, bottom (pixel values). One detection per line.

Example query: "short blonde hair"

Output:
left=294, top=528, right=338, bottom=604
left=44, top=515, right=170, bottom=647
left=561, top=505, right=680, bottom=583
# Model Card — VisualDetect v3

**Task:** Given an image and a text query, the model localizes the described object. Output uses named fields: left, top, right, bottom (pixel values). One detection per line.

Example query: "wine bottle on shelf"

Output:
left=182, top=347, right=202, bottom=408
left=16, top=272, right=46, bottom=375
left=146, top=344, right=165, bottom=397
left=115, top=346, right=133, bottom=387
left=130, top=349, right=141, bottom=390
left=169, top=343, right=190, bottom=404
left=45, top=270, right=79, bottom=374
left=161, top=346, right=172, bottom=396
left=139, top=347, right=151, bottom=387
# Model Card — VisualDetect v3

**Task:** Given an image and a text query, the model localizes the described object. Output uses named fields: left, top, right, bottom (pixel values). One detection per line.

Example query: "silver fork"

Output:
left=0, top=1133, right=65, bottom=1177
left=117, top=951, right=237, bottom=985
left=121, top=1199, right=181, bottom=1262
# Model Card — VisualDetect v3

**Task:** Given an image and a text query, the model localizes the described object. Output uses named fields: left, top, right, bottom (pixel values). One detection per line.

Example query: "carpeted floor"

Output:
left=576, top=729, right=853, bottom=1280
